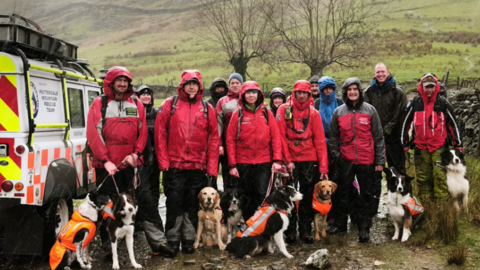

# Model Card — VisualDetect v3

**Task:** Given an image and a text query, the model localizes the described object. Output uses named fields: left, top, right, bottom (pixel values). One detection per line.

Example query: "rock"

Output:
left=269, top=265, right=284, bottom=270
left=374, top=260, right=385, bottom=266
left=305, top=249, right=330, bottom=269
left=184, top=259, right=196, bottom=265
left=252, top=267, right=268, bottom=270
left=426, top=245, right=432, bottom=249
left=202, top=263, right=216, bottom=270
left=209, top=257, right=223, bottom=264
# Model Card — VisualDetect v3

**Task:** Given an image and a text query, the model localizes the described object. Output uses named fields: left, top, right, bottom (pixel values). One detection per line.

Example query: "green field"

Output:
left=4, top=0, right=480, bottom=91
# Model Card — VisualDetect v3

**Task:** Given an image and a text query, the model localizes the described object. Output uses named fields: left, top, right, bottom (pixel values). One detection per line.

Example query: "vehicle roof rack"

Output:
left=0, top=14, right=77, bottom=61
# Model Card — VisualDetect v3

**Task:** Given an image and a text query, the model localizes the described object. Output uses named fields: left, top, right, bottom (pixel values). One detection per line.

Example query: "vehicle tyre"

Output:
left=41, top=198, right=73, bottom=256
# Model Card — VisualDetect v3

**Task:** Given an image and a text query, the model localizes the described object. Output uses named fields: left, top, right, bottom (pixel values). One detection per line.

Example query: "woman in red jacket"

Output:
left=226, top=81, right=282, bottom=221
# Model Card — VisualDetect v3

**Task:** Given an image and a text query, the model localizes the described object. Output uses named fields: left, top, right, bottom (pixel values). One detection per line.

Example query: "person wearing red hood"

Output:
left=401, top=73, right=462, bottom=203
left=155, top=70, right=220, bottom=254
left=226, top=81, right=282, bottom=221
left=216, top=73, right=243, bottom=190
left=87, top=67, right=175, bottom=257
left=276, top=80, right=329, bottom=244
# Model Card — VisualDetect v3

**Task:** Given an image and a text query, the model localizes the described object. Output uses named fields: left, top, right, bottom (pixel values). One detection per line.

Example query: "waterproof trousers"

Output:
left=163, top=169, right=206, bottom=242
left=143, top=162, right=161, bottom=202
left=95, top=167, right=167, bottom=253
left=385, top=133, right=406, bottom=175
left=236, top=163, right=271, bottom=221
left=220, top=146, right=232, bottom=190
left=285, top=161, right=319, bottom=238
left=414, top=148, right=448, bottom=202
left=329, top=159, right=381, bottom=232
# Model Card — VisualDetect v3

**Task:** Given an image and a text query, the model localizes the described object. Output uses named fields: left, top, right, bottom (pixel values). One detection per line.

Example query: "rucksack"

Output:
left=236, top=107, right=269, bottom=140
left=170, top=95, right=208, bottom=118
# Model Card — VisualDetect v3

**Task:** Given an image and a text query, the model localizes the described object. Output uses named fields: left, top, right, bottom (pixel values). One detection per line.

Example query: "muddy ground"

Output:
left=1, top=178, right=478, bottom=270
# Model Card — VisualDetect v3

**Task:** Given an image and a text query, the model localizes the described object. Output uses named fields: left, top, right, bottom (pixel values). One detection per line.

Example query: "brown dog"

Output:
left=194, top=187, right=228, bottom=250
left=313, top=180, right=337, bottom=241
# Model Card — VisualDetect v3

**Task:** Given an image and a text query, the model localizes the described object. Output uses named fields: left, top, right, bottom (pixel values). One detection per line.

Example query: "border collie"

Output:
left=50, top=191, right=110, bottom=270
left=226, top=185, right=303, bottom=259
left=102, top=188, right=142, bottom=269
left=220, top=188, right=243, bottom=243
left=385, top=167, right=424, bottom=242
left=441, top=149, right=469, bottom=211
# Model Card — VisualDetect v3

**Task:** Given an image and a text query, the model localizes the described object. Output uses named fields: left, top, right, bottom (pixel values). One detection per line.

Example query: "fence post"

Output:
left=444, top=68, right=450, bottom=86
left=457, top=77, right=460, bottom=90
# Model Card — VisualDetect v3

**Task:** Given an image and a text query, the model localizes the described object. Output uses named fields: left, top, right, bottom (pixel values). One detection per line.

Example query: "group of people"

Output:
left=86, top=62, right=462, bottom=258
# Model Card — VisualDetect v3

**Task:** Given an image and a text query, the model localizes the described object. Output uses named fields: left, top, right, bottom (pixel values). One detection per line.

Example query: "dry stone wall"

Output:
left=450, top=88, right=480, bottom=156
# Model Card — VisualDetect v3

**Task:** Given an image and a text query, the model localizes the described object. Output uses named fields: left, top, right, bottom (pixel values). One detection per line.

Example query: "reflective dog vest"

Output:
left=49, top=210, right=96, bottom=270
left=101, top=201, right=115, bottom=220
left=236, top=206, right=287, bottom=238
left=312, top=190, right=332, bottom=216
left=403, top=197, right=424, bottom=216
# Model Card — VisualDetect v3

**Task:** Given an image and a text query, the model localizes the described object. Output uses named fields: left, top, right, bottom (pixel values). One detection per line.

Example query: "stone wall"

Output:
left=451, top=89, right=480, bottom=156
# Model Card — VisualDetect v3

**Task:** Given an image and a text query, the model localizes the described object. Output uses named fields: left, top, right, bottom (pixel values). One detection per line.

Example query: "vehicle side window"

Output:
left=88, top=91, right=99, bottom=106
left=68, top=88, right=85, bottom=128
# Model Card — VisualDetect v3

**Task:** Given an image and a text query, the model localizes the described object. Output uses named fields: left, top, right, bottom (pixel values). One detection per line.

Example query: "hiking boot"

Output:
left=358, top=229, right=370, bottom=243
left=153, top=243, right=176, bottom=258
left=301, top=234, right=314, bottom=244
left=182, top=240, right=195, bottom=254
left=285, top=234, right=297, bottom=244
left=168, top=241, right=180, bottom=255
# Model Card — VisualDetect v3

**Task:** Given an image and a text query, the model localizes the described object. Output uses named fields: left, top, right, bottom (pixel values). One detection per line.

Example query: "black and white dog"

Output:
left=226, top=185, right=303, bottom=259
left=50, top=191, right=110, bottom=270
left=102, top=188, right=142, bottom=269
left=385, top=167, right=424, bottom=242
left=220, top=188, right=243, bottom=243
left=440, top=149, right=469, bottom=211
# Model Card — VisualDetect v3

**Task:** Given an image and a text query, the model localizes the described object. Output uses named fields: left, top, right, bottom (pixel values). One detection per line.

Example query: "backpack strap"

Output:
left=262, top=107, right=269, bottom=124
left=170, top=95, right=179, bottom=116
left=202, top=99, right=208, bottom=119
left=237, top=107, right=243, bottom=141
left=100, top=94, right=108, bottom=129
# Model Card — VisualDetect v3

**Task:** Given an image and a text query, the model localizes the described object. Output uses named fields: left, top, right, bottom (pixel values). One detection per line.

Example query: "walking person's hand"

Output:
left=122, top=153, right=138, bottom=167
left=320, top=173, right=329, bottom=180
left=286, top=162, right=295, bottom=177
left=272, top=163, right=282, bottom=173
left=104, top=161, right=118, bottom=176
left=219, top=146, right=224, bottom=156
left=230, top=167, right=239, bottom=178
left=375, top=165, right=383, bottom=172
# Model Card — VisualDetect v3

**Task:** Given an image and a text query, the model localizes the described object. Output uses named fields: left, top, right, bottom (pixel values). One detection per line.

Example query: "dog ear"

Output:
left=214, top=192, right=221, bottom=208
left=330, top=181, right=338, bottom=194
left=198, top=189, right=203, bottom=201
left=383, top=167, right=392, bottom=178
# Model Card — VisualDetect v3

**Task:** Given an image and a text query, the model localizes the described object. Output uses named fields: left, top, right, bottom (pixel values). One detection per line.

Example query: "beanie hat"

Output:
left=229, top=73, right=244, bottom=85
left=245, top=89, right=259, bottom=94
left=309, top=75, right=320, bottom=85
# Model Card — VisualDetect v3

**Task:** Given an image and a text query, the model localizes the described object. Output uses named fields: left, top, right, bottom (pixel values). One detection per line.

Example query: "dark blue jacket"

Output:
left=314, top=76, right=342, bottom=140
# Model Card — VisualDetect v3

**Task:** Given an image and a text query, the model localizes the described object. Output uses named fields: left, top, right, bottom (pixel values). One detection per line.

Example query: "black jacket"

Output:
left=364, top=75, right=407, bottom=138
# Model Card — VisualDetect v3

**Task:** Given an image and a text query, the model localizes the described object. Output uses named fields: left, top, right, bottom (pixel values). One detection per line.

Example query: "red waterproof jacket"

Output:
left=87, top=67, right=147, bottom=169
left=401, top=74, right=462, bottom=152
left=226, top=81, right=282, bottom=167
left=155, top=70, right=220, bottom=176
left=276, top=80, right=328, bottom=174
left=329, top=78, right=385, bottom=166
left=216, top=91, right=240, bottom=146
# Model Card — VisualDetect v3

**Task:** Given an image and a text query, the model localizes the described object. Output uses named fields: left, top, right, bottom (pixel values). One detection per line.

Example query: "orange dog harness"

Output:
left=236, top=206, right=287, bottom=238
left=403, top=197, right=424, bottom=216
left=101, top=201, right=115, bottom=220
left=49, top=211, right=96, bottom=270
left=312, top=190, right=332, bottom=216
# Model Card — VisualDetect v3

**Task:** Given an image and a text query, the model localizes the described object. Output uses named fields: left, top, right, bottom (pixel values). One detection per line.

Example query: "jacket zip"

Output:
left=353, top=110, right=358, bottom=164
left=186, top=102, right=192, bottom=161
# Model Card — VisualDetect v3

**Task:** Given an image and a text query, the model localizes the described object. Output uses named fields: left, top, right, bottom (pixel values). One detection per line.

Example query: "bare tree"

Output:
left=264, top=0, right=379, bottom=77
left=196, top=0, right=277, bottom=80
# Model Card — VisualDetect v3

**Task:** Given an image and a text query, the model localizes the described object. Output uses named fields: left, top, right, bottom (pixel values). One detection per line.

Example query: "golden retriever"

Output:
left=313, top=180, right=337, bottom=241
left=194, top=187, right=227, bottom=250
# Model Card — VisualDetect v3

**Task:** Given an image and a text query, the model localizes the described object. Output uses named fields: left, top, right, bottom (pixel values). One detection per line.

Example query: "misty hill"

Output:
left=1, top=0, right=480, bottom=89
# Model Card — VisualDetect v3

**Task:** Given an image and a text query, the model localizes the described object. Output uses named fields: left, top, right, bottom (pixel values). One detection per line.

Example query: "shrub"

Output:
left=447, top=243, right=467, bottom=265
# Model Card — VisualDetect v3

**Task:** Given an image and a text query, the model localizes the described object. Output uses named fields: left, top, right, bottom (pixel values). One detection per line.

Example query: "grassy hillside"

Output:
left=1, top=0, right=480, bottom=91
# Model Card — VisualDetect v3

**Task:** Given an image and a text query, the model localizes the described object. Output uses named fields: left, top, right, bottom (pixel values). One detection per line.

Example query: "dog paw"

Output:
left=132, top=263, right=142, bottom=268
left=392, top=236, right=398, bottom=240
left=112, top=263, right=120, bottom=270
left=219, top=243, right=226, bottom=251
left=194, top=242, right=199, bottom=249
left=244, top=255, right=251, bottom=259
left=315, top=236, right=321, bottom=241
left=401, top=236, right=409, bottom=242
left=83, top=264, right=92, bottom=269
left=284, top=253, right=294, bottom=259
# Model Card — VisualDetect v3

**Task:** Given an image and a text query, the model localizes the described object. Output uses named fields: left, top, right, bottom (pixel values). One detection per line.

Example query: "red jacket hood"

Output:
left=103, top=66, right=134, bottom=100
left=238, top=81, right=265, bottom=110
left=418, top=74, right=439, bottom=104
left=291, top=80, right=313, bottom=110
left=177, top=70, right=204, bottom=101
